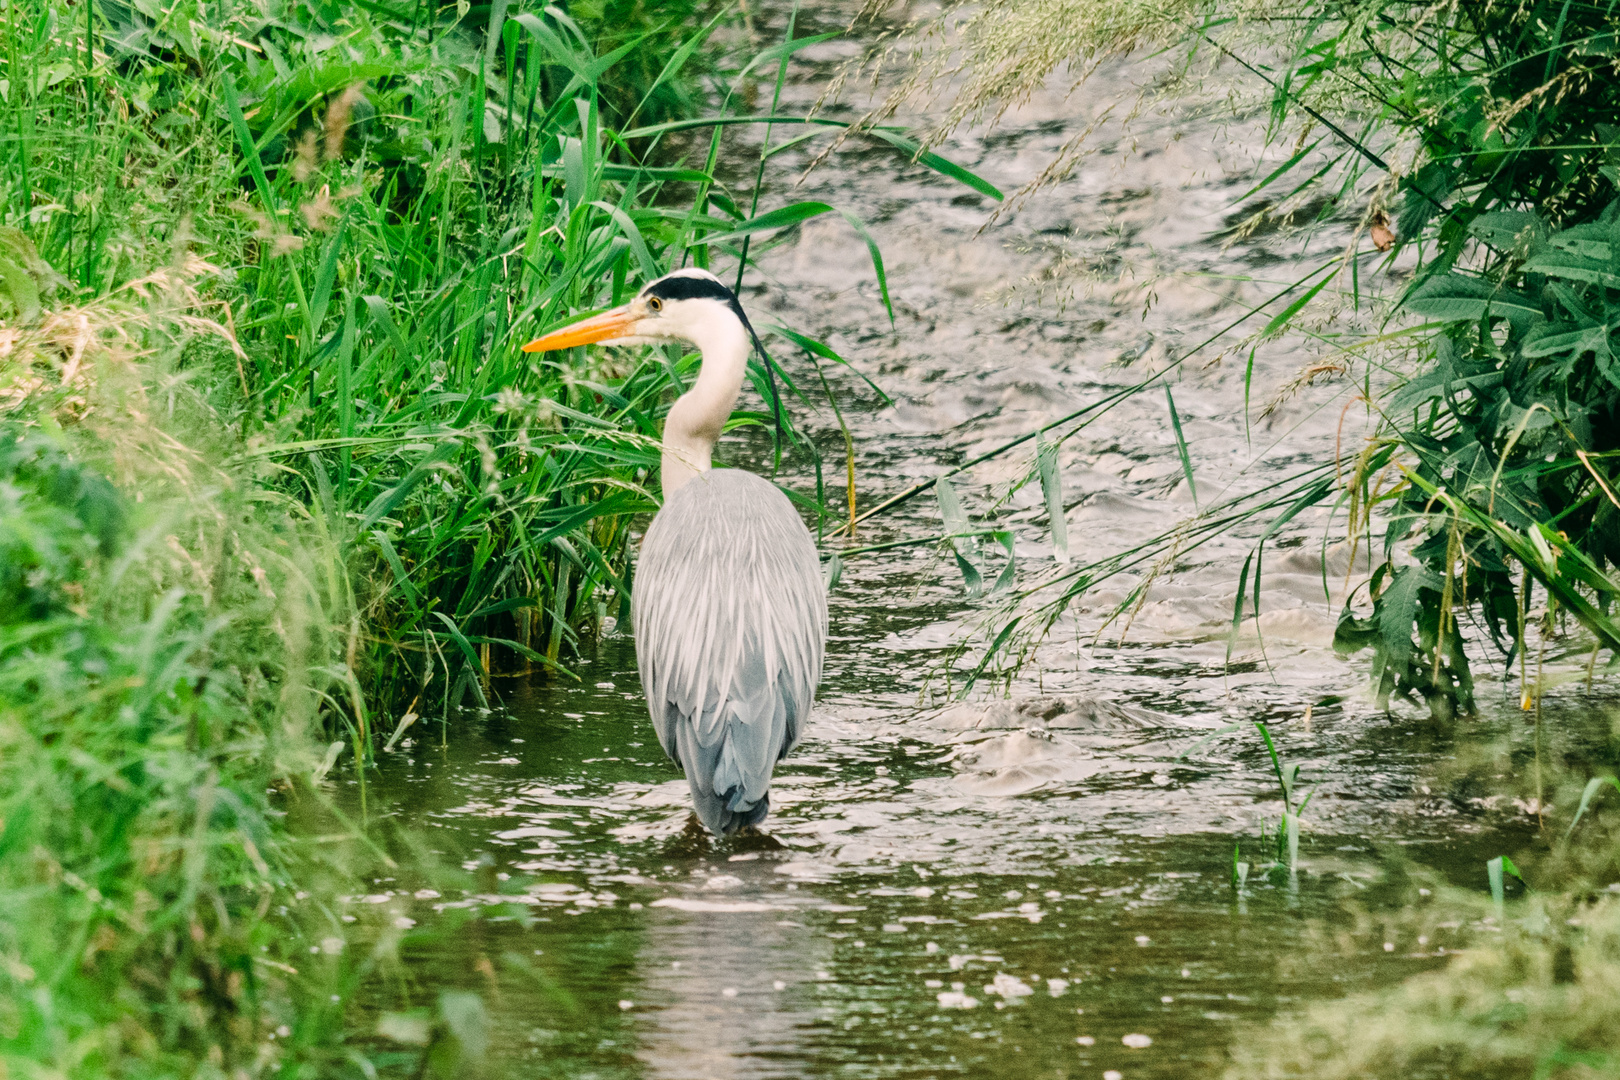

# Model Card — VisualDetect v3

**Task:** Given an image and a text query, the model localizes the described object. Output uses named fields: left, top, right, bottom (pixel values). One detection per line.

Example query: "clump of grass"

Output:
left=1226, top=894, right=1620, bottom=1078
left=0, top=265, right=375, bottom=1076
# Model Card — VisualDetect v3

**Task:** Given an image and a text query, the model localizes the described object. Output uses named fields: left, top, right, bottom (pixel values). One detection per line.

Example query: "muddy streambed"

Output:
left=341, top=5, right=1605, bottom=1077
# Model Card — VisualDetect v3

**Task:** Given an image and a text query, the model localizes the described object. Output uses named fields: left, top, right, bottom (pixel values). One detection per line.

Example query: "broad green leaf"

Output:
left=1524, top=250, right=1620, bottom=288
left=1404, top=273, right=1544, bottom=331
left=1377, top=565, right=1434, bottom=673
left=1520, top=323, right=1611, bottom=360
left=1468, top=209, right=1545, bottom=249
left=1548, top=222, right=1614, bottom=261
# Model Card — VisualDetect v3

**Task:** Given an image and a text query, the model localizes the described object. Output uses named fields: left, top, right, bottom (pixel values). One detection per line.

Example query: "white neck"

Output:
left=660, top=313, right=751, bottom=496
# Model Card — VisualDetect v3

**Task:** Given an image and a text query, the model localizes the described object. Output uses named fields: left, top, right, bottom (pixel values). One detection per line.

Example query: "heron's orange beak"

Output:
left=521, top=304, right=636, bottom=352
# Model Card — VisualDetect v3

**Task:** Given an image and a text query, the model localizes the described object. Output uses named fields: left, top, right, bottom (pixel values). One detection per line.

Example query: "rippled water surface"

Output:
left=343, top=4, right=1598, bottom=1076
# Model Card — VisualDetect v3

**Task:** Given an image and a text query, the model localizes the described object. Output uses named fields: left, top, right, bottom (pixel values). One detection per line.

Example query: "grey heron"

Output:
left=523, top=268, right=827, bottom=836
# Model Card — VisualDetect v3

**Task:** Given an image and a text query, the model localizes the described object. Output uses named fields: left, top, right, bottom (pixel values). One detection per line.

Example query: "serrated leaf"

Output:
left=1378, top=565, right=1433, bottom=673
left=1404, top=274, right=1544, bottom=331
left=1520, top=323, right=1611, bottom=360
left=1524, top=250, right=1620, bottom=288
left=1468, top=210, right=1545, bottom=249
left=1548, top=222, right=1613, bottom=261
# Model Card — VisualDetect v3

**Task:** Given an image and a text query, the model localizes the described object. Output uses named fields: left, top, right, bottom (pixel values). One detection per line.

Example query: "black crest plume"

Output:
left=643, top=275, right=785, bottom=457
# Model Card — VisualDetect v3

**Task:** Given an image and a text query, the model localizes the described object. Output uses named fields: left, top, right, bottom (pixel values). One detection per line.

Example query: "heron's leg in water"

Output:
left=726, top=825, right=786, bottom=853
left=661, top=813, right=714, bottom=857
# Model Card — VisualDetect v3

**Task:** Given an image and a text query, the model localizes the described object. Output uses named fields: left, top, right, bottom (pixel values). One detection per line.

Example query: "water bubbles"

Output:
left=1122, top=1033, right=1152, bottom=1048
left=1047, top=978, right=1070, bottom=996
left=936, top=989, right=979, bottom=1009
left=926, top=942, right=940, bottom=953
left=773, top=980, right=787, bottom=991
left=925, top=979, right=943, bottom=988
left=1104, top=1071, right=1124, bottom=1080
left=1181, top=968, right=1191, bottom=978
left=1076, top=1035, right=1095, bottom=1046
left=1134, top=935, right=1151, bottom=946
left=883, top=923, right=908, bottom=933
left=1004, top=890, right=1023, bottom=900
left=617, top=1000, right=634, bottom=1010
left=984, top=973, right=1034, bottom=1000
left=1160, top=995, right=1174, bottom=1003
left=1383, top=942, right=1395, bottom=952
left=721, top=987, right=738, bottom=998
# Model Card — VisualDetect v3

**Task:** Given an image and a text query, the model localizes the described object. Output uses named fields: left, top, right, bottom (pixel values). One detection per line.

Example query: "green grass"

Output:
left=0, top=278, right=375, bottom=1075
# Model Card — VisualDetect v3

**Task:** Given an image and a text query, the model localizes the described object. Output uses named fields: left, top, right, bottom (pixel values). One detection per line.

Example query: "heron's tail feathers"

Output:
left=671, top=678, right=791, bottom=836
left=686, top=778, right=770, bottom=835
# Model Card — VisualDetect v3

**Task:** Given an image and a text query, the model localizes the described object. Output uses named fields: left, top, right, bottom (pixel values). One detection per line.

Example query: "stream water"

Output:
left=342, top=4, right=1609, bottom=1076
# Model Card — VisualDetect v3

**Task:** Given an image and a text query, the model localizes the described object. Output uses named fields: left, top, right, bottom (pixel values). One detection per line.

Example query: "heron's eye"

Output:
left=647, top=296, right=663, bottom=312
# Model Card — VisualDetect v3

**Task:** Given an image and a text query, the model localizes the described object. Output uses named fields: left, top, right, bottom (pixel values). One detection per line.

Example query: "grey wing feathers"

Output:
left=632, top=469, right=826, bottom=834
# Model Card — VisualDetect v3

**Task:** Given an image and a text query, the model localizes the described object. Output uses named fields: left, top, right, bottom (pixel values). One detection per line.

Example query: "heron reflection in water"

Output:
left=524, top=269, right=826, bottom=840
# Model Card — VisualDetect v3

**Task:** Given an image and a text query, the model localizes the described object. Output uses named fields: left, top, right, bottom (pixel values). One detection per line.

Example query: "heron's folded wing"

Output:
left=633, top=471, right=826, bottom=788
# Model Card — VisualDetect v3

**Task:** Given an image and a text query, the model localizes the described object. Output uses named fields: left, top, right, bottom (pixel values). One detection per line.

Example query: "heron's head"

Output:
left=522, top=268, right=749, bottom=353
